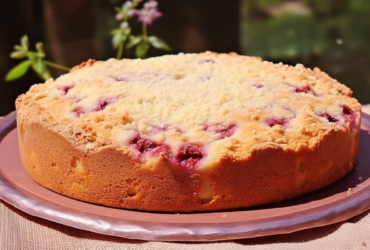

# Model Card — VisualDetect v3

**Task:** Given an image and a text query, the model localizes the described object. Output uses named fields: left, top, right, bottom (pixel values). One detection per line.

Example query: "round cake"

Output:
left=15, top=52, right=361, bottom=212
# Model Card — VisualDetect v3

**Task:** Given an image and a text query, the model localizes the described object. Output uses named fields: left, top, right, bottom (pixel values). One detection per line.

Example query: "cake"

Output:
left=15, top=52, right=361, bottom=212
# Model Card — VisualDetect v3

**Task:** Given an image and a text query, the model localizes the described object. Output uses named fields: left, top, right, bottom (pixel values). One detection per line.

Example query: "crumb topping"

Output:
left=20, top=52, right=361, bottom=170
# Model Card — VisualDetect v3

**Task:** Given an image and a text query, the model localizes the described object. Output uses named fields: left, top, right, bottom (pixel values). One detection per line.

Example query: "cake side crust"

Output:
left=16, top=95, right=360, bottom=212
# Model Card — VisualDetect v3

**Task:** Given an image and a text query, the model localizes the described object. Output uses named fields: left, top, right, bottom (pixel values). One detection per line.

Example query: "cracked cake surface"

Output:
left=15, top=52, right=361, bottom=212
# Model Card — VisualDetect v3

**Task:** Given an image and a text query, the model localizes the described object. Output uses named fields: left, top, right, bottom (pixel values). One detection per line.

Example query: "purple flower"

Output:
left=144, top=0, right=158, bottom=9
left=120, top=22, right=129, bottom=29
left=136, top=1, right=162, bottom=25
left=115, top=13, right=123, bottom=21
left=124, top=1, right=133, bottom=8
left=128, top=9, right=137, bottom=17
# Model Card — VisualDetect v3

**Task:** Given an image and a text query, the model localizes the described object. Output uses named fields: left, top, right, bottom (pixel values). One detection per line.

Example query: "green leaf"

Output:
left=123, top=27, right=131, bottom=36
left=42, top=70, right=52, bottom=80
left=10, top=50, right=27, bottom=59
left=132, top=0, right=140, bottom=7
left=21, top=35, right=29, bottom=50
left=135, top=41, right=149, bottom=58
left=14, top=45, right=23, bottom=51
left=148, top=36, right=171, bottom=51
left=5, top=60, right=33, bottom=81
left=110, top=29, right=121, bottom=35
left=32, top=61, right=52, bottom=80
left=115, top=7, right=122, bottom=13
left=127, top=36, right=142, bottom=49
left=36, top=42, right=44, bottom=55
left=32, top=60, right=46, bottom=75
left=34, top=68, right=52, bottom=81
left=112, top=33, right=127, bottom=49
left=121, top=8, right=128, bottom=18
left=27, top=51, right=39, bottom=60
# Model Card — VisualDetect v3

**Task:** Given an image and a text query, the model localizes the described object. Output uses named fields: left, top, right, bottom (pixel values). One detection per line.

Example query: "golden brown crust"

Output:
left=70, top=59, right=96, bottom=73
left=15, top=52, right=361, bottom=212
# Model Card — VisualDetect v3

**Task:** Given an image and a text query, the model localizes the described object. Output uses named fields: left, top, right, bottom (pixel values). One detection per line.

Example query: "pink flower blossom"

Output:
left=124, top=1, right=133, bottom=8
left=144, top=0, right=158, bottom=9
left=128, top=9, right=137, bottom=17
left=115, top=13, right=123, bottom=21
left=120, top=22, right=129, bottom=29
left=136, top=1, right=162, bottom=25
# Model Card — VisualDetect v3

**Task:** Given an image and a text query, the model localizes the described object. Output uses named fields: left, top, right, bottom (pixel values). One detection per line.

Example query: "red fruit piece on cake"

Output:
left=58, top=85, right=74, bottom=95
left=92, top=97, right=117, bottom=112
left=295, top=86, right=315, bottom=95
left=319, top=113, right=338, bottom=123
left=205, top=124, right=236, bottom=139
left=129, top=134, right=169, bottom=157
left=265, top=117, right=289, bottom=128
left=342, top=105, right=357, bottom=123
left=199, top=59, right=216, bottom=64
left=72, top=109, right=85, bottom=118
left=253, top=84, right=264, bottom=88
left=175, top=144, right=205, bottom=170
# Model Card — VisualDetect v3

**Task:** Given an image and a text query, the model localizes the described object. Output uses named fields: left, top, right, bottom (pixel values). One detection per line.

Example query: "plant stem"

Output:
left=44, top=60, right=70, bottom=71
left=117, top=42, right=124, bottom=59
left=143, top=24, right=148, bottom=41
left=142, top=24, right=148, bottom=59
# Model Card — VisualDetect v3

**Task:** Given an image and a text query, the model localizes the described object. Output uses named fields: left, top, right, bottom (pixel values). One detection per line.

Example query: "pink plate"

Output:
left=1, top=112, right=370, bottom=242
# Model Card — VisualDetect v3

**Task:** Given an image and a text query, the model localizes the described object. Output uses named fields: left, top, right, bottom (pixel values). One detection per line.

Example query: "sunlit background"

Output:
left=1, top=0, right=370, bottom=116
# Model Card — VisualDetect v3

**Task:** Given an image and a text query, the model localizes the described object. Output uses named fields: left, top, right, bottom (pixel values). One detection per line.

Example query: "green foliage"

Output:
left=5, top=60, right=33, bottom=81
left=112, top=32, right=127, bottom=49
left=136, top=41, right=150, bottom=58
left=5, top=35, right=70, bottom=82
left=32, top=60, right=52, bottom=80
left=148, top=36, right=171, bottom=51
left=127, top=35, right=142, bottom=49
left=241, top=0, right=370, bottom=60
left=335, top=1, right=370, bottom=54
left=242, top=13, right=325, bottom=61
left=21, top=35, right=29, bottom=51
left=256, top=0, right=281, bottom=6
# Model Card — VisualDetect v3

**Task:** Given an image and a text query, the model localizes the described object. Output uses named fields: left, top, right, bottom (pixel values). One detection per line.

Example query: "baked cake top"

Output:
left=17, top=52, right=361, bottom=171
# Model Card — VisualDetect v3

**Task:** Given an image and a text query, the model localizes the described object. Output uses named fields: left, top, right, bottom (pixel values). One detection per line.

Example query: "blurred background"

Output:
left=1, top=0, right=370, bottom=116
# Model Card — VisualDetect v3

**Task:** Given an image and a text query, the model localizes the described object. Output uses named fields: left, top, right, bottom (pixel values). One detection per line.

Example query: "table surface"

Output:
left=1, top=106, right=370, bottom=250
